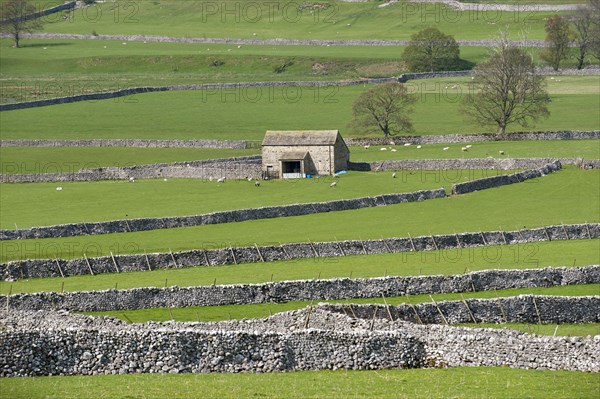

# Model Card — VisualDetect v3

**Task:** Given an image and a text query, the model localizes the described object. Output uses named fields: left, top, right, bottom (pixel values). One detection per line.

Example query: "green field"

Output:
left=2, top=167, right=597, bottom=262
left=2, top=239, right=596, bottom=294
left=350, top=139, right=600, bottom=161
left=33, top=0, right=563, bottom=40
left=1, top=367, right=597, bottom=399
left=0, top=139, right=596, bottom=175
left=2, top=77, right=598, bottom=140
left=0, top=147, right=259, bottom=174
left=0, top=169, right=502, bottom=229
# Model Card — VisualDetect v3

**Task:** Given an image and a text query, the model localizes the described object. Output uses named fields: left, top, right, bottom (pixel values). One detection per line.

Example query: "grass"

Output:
left=350, top=139, right=600, bottom=161
left=82, top=284, right=600, bottom=324
left=33, top=0, right=565, bottom=40
left=456, top=322, right=600, bottom=337
left=0, top=147, right=259, bottom=174
left=1, top=139, right=595, bottom=176
left=0, top=367, right=597, bottom=399
left=1, top=77, right=598, bottom=140
left=1, top=166, right=596, bottom=262
left=0, top=169, right=505, bottom=229
left=2, top=239, right=596, bottom=294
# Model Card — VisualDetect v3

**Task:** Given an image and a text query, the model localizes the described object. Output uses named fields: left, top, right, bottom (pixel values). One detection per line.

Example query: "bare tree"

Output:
left=588, top=0, right=600, bottom=61
left=0, top=0, right=42, bottom=48
left=540, top=15, right=573, bottom=71
left=350, top=82, right=417, bottom=138
left=462, top=35, right=550, bottom=136
left=570, top=2, right=596, bottom=69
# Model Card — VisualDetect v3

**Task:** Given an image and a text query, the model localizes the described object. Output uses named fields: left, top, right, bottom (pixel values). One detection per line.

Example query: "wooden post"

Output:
left=553, top=325, right=559, bottom=337
left=144, top=251, right=152, bottom=271
left=304, top=302, right=314, bottom=329
left=125, top=219, right=132, bottom=233
left=279, top=243, right=290, bottom=260
left=110, top=252, right=120, bottom=273
left=202, top=250, right=210, bottom=266
left=585, top=223, right=592, bottom=239
left=369, top=307, right=378, bottom=331
left=405, top=294, right=422, bottom=324
left=408, top=234, right=416, bottom=251
left=229, top=247, right=238, bottom=265
left=430, top=235, right=439, bottom=251
left=360, top=239, right=368, bottom=255
left=429, top=295, right=448, bottom=325
left=543, top=227, right=551, bottom=241
left=336, top=242, right=346, bottom=257
left=381, top=293, right=394, bottom=321
left=455, top=233, right=462, bottom=248
left=309, top=241, right=319, bottom=257
left=460, top=294, right=477, bottom=324
left=254, top=244, right=265, bottom=262
left=480, top=232, right=488, bottom=245
left=83, top=254, right=94, bottom=276
left=170, top=249, right=180, bottom=268
left=500, top=230, right=508, bottom=245
left=532, top=297, right=542, bottom=325
left=495, top=293, right=507, bottom=323
left=561, top=224, right=569, bottom=240
left=54, top=258, right=65, bottom=278
left=168, top=308, right=174, bottom=321
left=381, top=238, right=392, bottom=253
left=347, top=302, right=357, bottom=319
left=61, top=281, right=65, bottom=293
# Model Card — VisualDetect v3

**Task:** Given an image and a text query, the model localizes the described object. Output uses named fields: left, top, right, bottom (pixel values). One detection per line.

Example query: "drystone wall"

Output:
left=0, top=156, right=262, bottom=183
left=0, top=139, right=250, bottom=149
left=351, top=158, right=600, bottom=170
left=0, top=188, right=445, bottom=240
left=3, top=266, right=598, bottom=312
left=345, top=130, right=600, bottom=146
left=407, top=0, right=581, bottom=12
left=1, top=295, right=598, bottom=377
left=2, top=223, right=597, bottom=281
left=451, top=160, right=560, bottom=194
left=0, top=78, right=397, bottom=111
left=0, top=1, right=75, bottom=24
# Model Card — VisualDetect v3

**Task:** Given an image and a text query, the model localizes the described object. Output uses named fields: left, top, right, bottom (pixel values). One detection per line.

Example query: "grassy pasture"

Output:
left=1, top=167, right=597, bottom=262
left=1, top=77, right=598, bottom=140
left=0, top=169, right=502, bottom=229
left=0, top=146, right=259, bottom=174
left=1, top=367, right=598, bottom=399
left=350, top=139, right=600, bottom=161
left=83, top=284, right=600, bottom=324
left=0, top=139, right=597, bottom=175
left=31, top=0, right=565, bottom=40
left=2, top=239, right=596, bottom=294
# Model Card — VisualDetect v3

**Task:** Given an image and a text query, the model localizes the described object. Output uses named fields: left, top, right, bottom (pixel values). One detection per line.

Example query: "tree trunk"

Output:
left=498, top=125, right=506, bottom=135
left=14, top=32, right=20, bottom=48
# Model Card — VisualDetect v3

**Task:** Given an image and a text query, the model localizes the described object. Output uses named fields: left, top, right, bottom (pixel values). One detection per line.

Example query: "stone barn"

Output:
left=261, top=130, right=350, bottom=179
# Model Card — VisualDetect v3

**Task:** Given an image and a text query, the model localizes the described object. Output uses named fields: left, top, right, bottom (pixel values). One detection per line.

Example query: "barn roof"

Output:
left=262, top=130, right=341, bottom=146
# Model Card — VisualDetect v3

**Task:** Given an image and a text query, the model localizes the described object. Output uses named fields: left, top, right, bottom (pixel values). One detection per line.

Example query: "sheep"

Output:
left=416, top=145, right=422, bottom=149
left=364, top=145, right=370, bottom=150
left=217, top=177, right=226, bottom=183
left=499, top=150, right=505, bottom=155
left=56, top=187, right=63, bottom=191
left=392, top=173, right=397, bottom=178
left=461, top=147, right=468, bottom=152
left=247, top=177, right=253, bottom=182
left=465, top=145, right=472, bottom=149
left=443, top=147, right=450, bottom=151
left=404, top=143, right=411, bottom=147
left=380, top=147, right=387, bottom=151
left=330, top=181, right=337, bottom=187
left=129, top=177, right=135, bottom=183
left=255, top=181, right=260, bottom=187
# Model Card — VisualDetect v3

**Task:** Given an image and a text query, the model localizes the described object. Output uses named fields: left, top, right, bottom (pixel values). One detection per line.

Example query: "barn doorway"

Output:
left=281, top=160, right=303, bottom=179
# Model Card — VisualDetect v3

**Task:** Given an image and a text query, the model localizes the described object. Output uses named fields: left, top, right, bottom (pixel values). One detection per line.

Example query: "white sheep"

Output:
left=443, top=147, right=450, bottom=151
left=392, top=173, right=397, bottom=178
left=217, top=177, right=226, bottom=183
left=330, top=181, right=337, bottom=187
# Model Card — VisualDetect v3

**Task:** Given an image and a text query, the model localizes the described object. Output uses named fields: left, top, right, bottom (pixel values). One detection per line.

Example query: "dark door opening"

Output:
left=281, top=160, right=303, bottom=178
